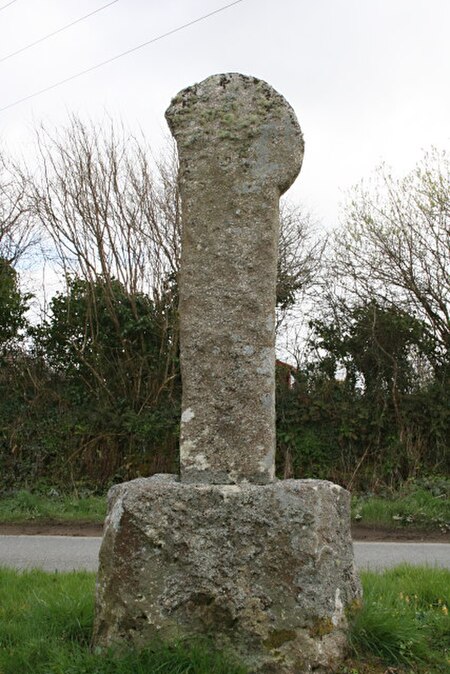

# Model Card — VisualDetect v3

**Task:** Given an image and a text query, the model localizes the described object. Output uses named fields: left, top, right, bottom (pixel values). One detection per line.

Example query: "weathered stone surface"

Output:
left=166, top=73, right=304, bottom=484
left=94, top=475, right=361, bottom=673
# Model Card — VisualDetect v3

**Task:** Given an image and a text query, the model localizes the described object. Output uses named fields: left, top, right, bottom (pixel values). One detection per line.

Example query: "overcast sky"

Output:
left=1, top=0, right=449, bottom=227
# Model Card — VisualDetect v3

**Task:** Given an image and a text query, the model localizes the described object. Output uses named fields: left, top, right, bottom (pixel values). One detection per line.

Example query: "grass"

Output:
left=1, top=477, right=449, bottom=532
left=351, top=477, right=450, bottom=532
left=0, top=568, right=246, bottom=674
left=0, top=489, right=106, bottom=523
left=0, top=566, right=449, bottom=673
left=347, top=565, right=450, bottom=672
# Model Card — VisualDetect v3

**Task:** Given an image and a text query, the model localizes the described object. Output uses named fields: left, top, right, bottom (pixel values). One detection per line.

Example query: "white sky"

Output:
left=1, top=0, right=449, bottom=229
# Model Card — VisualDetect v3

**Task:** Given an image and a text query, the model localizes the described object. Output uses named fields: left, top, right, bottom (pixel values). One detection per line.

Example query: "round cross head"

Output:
left=166, top=72, right=304, bottom=195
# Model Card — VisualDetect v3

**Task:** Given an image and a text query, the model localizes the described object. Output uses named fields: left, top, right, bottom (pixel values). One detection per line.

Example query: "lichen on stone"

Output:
left=308, top=616, right=334, bottom=638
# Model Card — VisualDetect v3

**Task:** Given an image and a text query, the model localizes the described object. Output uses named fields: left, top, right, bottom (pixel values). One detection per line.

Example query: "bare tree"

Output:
left=26, top=118, right=182, bottom=419
left=30, top=117, right=180, bottom=297
left=0, top=149, right=35, bottom=264
left=328, top=148, right=450, bottom=351
left=30, top=116, right=323, bottom=336
left=276, top=199, right=326, bottom=332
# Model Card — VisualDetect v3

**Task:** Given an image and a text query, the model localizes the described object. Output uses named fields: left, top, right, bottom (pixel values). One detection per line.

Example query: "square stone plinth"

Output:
left=93, top=476, right=361, bottom=673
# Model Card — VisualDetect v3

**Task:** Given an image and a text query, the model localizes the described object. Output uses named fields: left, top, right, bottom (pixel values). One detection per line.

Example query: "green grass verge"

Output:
left=0, top=566, right=448, bottom=673
left=1, top=477, right=449, bottom=531
left=352, top=477, right=450, bottom=532
left=0, top=568, right=246, bottom=674
left=0, top=490, right=107, bottom=523
left=348, top=565, right=450, bottom=672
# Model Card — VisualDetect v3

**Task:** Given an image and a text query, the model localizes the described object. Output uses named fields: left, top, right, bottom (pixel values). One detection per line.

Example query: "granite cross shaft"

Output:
left=166, top=73, right=304, bottom=485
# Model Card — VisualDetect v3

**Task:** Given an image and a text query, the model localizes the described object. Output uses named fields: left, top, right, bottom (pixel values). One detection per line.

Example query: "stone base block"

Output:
left=93, top=476, right=361, bottom=673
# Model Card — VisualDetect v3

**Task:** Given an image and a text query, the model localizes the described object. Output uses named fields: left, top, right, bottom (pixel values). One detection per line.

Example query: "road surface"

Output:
left=0, top=536, right=449, bottom=572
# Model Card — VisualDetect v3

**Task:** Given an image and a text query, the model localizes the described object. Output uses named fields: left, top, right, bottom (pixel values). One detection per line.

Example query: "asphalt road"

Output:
left=0, top=536, right=449, bottom=572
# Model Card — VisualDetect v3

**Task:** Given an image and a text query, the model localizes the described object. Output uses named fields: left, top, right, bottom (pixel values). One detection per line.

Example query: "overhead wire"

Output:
left=0, top=0, right=18, bottom=13
left=0, top=0, right=120, bottom=64
left=0, top=0, right=245, bottom=114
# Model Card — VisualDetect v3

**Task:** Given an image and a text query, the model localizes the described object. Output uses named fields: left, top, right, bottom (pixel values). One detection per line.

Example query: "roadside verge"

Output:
left=0, top=520, right=449, bottom=542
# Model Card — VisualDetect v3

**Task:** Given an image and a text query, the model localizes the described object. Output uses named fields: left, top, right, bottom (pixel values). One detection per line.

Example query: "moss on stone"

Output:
left=346, top=597, right=363, bottom=617
left=308, top=616, right=334, bottom=638
left=264, top=628, right=297, bottom=650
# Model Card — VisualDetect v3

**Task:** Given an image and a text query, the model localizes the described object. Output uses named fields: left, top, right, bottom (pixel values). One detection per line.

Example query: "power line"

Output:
left=0, top=0, right=18, bottom=13
left=0, top=0, right=120, bottom=65
left=0, top=0, right=245, bottom=114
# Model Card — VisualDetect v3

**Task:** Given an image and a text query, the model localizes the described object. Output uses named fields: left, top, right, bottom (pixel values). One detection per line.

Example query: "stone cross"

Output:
left=166, top=73, right=304, bottom=484
left=94, top=77, right=361, bottom=673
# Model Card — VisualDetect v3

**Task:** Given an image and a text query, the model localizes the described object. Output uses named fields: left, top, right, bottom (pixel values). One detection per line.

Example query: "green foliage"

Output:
left=0, top=258, right=30, bottom=352
left=0, top=275, right=180, bottom=489
left=0, top=149, right=448, bottom=494
left=35, top=277, right=159, bottom=376
left=311, top=301, right=438, bottom=393
left=276, top=301, right=449, bottom=489
left=1, top=280, right=447, bottom=490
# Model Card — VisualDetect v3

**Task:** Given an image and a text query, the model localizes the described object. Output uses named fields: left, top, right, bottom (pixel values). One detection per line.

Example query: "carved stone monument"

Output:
left=93, top=73, right=361, bottom=674
left=170, top=73, right=303, bottom=485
